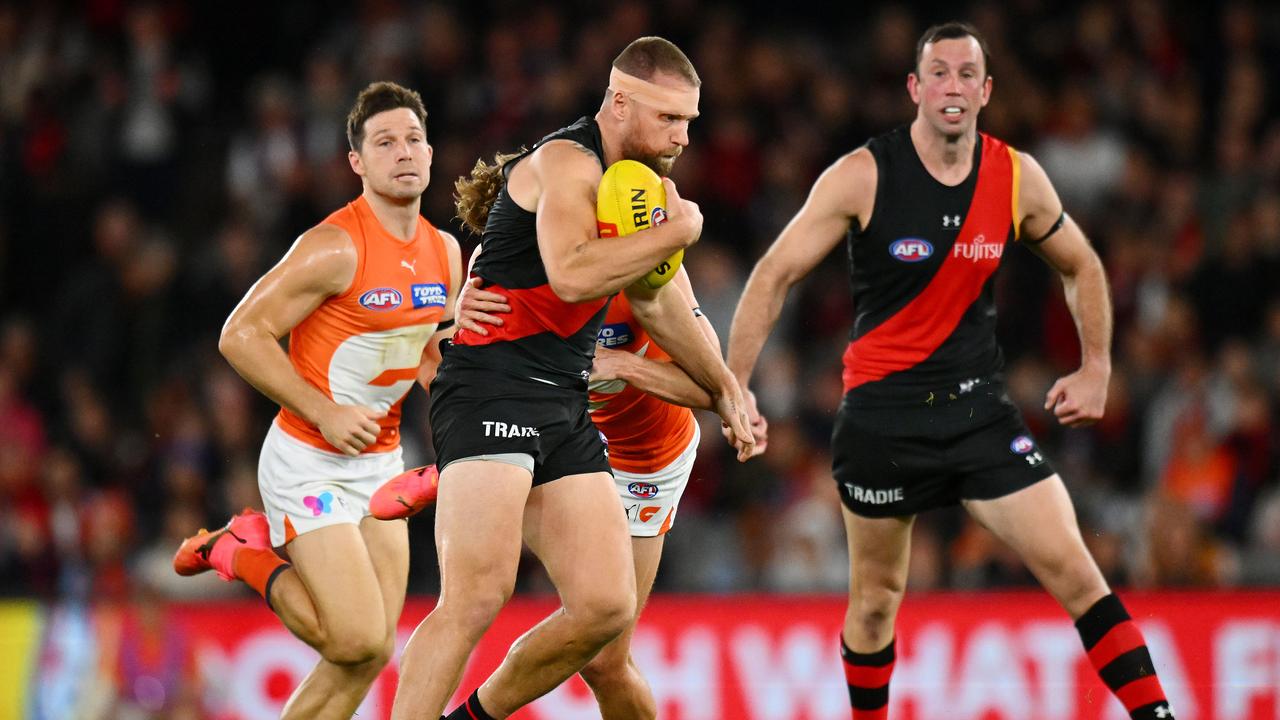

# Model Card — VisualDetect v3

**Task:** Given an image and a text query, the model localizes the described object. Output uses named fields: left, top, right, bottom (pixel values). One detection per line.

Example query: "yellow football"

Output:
left=596, top=159, right=683, bottom=290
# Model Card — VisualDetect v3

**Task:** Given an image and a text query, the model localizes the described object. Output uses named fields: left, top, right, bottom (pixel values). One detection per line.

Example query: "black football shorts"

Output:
left=429, top=364, right=612, bottom=486
left=831, top=393, right=1055, bottom=518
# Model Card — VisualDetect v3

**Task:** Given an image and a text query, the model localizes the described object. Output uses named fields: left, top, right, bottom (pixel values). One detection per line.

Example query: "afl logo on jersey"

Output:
left=360, top=288, right=403, bottom=311
left=889, top=238, right=934, bottom=262
left=627, top=482, right=659, bottom=499
left=651, top=206, right=667, bottom=226
left=1010, top=435, right=1035, bottom=455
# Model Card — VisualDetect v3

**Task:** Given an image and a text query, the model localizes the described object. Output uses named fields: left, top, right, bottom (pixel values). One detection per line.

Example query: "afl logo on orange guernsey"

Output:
left=360, top=288, right=403, bottom=311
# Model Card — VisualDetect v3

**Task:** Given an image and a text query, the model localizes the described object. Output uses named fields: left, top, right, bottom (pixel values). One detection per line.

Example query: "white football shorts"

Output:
left=257, top=421, right=404, bottom=547
left=613, top=423, right=699, bottom=538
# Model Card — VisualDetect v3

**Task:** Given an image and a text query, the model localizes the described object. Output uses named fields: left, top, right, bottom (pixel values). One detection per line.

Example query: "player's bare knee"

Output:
left=569, top=590, right=636, bottom=645
left=850, top=575, right=905, bottom=609
left=848, top=582, right=904, bottom=632
left=438, top=586, right=510, bottom=639
left=320, top=618, right=389, bottom=666
left=320, top=627, right=384, bottom=666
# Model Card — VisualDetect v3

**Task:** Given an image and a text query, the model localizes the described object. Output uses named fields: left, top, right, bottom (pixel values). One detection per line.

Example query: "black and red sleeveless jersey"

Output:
left=843, top=126, right=1023, bottom=408
left=449, top=117, right=609, bottom=388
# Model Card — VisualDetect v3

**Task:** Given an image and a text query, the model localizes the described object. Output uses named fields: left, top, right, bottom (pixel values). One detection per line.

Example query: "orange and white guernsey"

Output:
left=588, top=292, right=697, bottom=474
left=276, top=195, right=450, bottom=454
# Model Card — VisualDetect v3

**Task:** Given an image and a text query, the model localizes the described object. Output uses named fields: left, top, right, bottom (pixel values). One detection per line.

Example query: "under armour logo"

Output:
left=400, top=259, right=417, bottom=275
left=1154, top=706, right=1173, bottom=719
left=943, top=214, right=962, bottom=228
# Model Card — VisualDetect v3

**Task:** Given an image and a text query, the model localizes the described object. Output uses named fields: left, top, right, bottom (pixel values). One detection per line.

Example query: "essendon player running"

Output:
left=389, top=264, right=768, bottom=719
left=173, top=82, right=462, bottom=719
left=389, top=37, right=753, bottom=720
left=727, top=22, right=1176, bottom=720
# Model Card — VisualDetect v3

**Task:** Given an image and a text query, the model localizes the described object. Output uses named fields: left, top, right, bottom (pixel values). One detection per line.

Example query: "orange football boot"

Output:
left=173, top=508, right=270, bottom=581
left=370, top=464, right=439, bottom=520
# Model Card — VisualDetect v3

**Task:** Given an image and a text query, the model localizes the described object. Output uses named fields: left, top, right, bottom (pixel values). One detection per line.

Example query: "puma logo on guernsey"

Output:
left=952, top=233, right=1004, bottom=262
left=844, top=483, right=904, bottom=505
left=400, top=259, right=417, bottom=275
left=482, top=421, right=540, bottom=438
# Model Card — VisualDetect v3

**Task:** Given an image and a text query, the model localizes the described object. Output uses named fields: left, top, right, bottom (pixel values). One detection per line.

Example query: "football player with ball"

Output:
left=380, top=157, right=769, bottom=719
left=389, top=37, right=754, bottom=720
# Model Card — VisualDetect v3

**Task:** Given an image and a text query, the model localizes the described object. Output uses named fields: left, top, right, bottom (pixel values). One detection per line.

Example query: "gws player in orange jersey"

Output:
left=388, top=37, right=754, bottom=720
left=173, top=82, right=462, bottom=720
left=728, top=23, right=1175, bottom=720
left=410, top=262, right=768, bottom=719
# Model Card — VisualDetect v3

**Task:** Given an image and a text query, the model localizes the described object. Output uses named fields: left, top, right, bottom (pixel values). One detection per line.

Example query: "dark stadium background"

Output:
left=1, top=2, right=1278, bottom=718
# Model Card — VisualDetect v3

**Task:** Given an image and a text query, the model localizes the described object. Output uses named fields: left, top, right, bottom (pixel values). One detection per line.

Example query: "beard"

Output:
left=623, top=139, right=680, bottom=177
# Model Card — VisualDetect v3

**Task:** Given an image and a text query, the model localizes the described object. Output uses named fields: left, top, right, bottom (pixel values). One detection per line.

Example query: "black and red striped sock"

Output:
left=443, top=689, right=496, bottom=720
left=841, top=636, right=894, bottom=720
left=1076, top=594, right=1175, bottom=719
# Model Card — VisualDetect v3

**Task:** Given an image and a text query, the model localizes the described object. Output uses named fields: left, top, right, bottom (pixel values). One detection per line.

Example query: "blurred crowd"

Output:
left=3, top=0, right=1279, bottom=613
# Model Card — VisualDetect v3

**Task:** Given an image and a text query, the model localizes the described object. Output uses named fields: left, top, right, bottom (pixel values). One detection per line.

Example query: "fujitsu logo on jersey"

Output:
left=952, top=233, right=1004, bottom=262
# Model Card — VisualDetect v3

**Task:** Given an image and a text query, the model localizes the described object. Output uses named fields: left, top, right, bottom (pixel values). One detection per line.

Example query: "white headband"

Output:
left=608, top=67, right=700, bottom=117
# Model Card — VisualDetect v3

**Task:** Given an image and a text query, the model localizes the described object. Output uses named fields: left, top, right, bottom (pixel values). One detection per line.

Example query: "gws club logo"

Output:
left=360, top=287, right=402, bottom=311
left=889, top=238, right=934, bottom=262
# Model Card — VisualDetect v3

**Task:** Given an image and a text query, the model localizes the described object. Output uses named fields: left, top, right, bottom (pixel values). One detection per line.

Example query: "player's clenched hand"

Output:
left=714, top=384, right=755, bottom=462
left=721, top=389, right=768, bottom=458
left=589, top=346, right=630, bottom=383
left=456, top=277, right=510, bottom=336
left=1044, top=364, right=1109, bottom=427
left=661, top=178, right=703, bottom=247
left=317, top=404, right=385, bottom=456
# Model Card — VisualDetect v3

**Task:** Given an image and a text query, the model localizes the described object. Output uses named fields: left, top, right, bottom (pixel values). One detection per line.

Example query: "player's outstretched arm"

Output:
left=529, top=141, right=702, bottom=302
left=417, top=230, right=464, bottom=389
left=1017, top=152, right=1112, bottom=427
left=219, top=225, right=381, bottom=456
left=727, top=149, right=873, bottom=386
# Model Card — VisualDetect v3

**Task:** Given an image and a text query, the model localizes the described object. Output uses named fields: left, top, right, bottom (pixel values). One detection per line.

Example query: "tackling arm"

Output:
left=625, top=276, right=753, bottom=460
left=592, top=267, right=714, bottom=410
